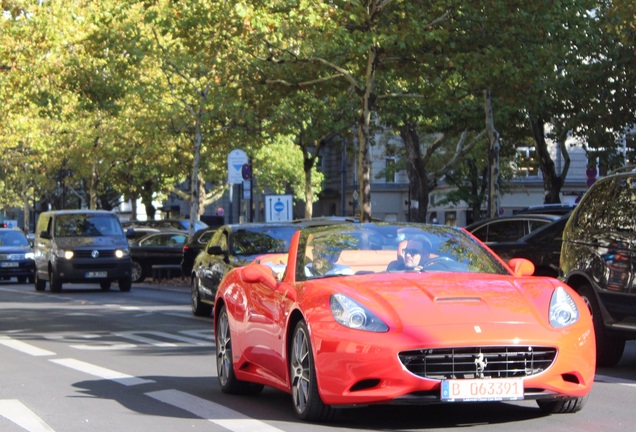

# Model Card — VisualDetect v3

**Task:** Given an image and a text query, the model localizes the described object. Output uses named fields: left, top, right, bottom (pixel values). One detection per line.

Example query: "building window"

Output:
left=514, top=147, right=539, bottom=177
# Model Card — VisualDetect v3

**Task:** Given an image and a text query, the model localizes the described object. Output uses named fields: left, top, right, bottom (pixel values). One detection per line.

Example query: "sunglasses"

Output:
left=404, top=248, right=422, bottom=256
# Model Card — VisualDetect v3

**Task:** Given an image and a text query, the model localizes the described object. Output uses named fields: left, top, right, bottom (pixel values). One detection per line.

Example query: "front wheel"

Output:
left=578, top=283, right=625, bottom=366
left=290, top=320, right=335, bottom=422
left=131, top=260, right=145, bottom=283
left=537, top=396, right=588, bottom=413
left=35, top=273, right=46, bottom=292
left=49, top=270, right=62, bottom=293
left=215, top=305, right=263, bottom=394
left=100, top=281, right=111, bottom=291
left=119, top=278, right=132, bottom=292
left=192, top=276, right=212, bottom=317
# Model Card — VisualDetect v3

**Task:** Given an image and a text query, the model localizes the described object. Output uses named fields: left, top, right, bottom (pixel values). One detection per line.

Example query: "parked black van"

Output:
left=561, top=170, right=636, bottom=366
left=33, top=210, right=133, bottom=292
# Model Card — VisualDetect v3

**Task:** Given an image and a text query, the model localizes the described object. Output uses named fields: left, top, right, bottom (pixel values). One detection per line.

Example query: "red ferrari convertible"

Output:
left=214, top=222, right=595, bottom=422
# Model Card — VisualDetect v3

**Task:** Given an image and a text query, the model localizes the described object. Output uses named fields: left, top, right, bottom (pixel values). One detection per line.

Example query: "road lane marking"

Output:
left=0, top=400, right=55, bottom=432
left=69, top=343, right=137, bottom=350
left=180, top=329, right=214, bottom=341
left=114, top=330, right=209, bottom=346
left=0, top=336, right=56, bottom=357
left=50, top=358, right=155, bottom=386
left=146, top=389, right=285, bottom=432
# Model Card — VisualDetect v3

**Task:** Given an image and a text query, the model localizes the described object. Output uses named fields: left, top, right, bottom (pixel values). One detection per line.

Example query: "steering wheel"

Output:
left=420, top=256, right=456, bottom=270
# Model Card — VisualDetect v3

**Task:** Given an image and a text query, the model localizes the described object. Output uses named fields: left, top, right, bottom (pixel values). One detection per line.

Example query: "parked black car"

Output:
left=465, top=214, right=561, bottom=244
left=122, top=219, right=208, bottom=232
left=129, top=231, right=188, bottom=283
left=0, top=228, right=35, bottom=284
left=180, top=226, right=220, bottom=276
left=561, top=170, right=636, bottom=367
left=190, top=223, right=300, bottom=317
left=513, top=203, right=576, bottom=216
left=486, top=215, right=569, bottom=278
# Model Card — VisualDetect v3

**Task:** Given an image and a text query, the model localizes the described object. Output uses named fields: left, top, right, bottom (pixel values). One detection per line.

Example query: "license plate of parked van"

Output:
left=86, top=271, right=107, bottom=278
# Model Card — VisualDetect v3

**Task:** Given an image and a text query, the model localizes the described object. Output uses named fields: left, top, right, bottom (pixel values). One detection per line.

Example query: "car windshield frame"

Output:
left=0, top=230, right=30, bottom=247
left=230, top=226, right=299, bottom=256
left=54, top=214, right=124, bottom=237
left=294, top=223, right=509, bottom=281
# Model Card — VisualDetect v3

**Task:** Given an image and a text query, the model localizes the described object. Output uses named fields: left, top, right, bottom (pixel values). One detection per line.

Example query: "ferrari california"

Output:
left=213, top=222, right=595, bottom=422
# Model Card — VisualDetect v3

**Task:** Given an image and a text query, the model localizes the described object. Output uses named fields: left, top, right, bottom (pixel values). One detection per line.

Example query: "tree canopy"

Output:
left=1, top=0, right=634, bottom=225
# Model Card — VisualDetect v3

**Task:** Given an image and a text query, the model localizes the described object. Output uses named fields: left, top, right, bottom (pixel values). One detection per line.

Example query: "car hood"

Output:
left=53, top=236, right=129, bottom=249
left=0, top=245, right=32, bottom=254
left=321, top=273, right=548, bottom=327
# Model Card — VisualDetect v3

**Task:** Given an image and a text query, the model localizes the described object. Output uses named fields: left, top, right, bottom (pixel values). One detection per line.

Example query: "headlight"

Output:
left=60, top=250, right=74, bottom=259
left=25, top=252, right=35, bottom=260
left=115, top=249, right=129, bottom=258
left=330, top=293, right=388, bottom=332
left=549, top=286, right=580, bottom=328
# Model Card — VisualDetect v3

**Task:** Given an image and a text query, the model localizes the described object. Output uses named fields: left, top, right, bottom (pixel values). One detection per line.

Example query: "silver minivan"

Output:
left=34, top=210, right=132, bottom=292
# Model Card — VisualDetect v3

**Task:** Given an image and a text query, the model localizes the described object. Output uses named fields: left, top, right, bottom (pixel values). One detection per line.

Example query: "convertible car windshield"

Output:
left=295, top=223, right=508, bottom=280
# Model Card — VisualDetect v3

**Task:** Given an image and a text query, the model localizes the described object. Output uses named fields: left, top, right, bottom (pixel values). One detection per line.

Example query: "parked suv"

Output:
left=561, top=171, right=636, bottom=366
left=33, top=210, right=133, bottom=292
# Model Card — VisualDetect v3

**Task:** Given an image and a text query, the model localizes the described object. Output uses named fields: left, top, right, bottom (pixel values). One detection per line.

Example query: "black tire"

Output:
left=100, top=281, right=112, bottom=291
left=192, top=276, right=212, bottom=317
left=290, top=320, right=335, bottom=422
left=131, top=260, right=145, bottom=283
left=537, top=396, right=588, bottom=413
left=49, top=270, right=62, bottom=293
left=578, top=283, right=625, bottom=366
left=28, top=275, right=35, bottom=284
left=17, top=276, right=27, bottom=284
left=215, top=305, right=263, bottom=394
left=34, top=273, right=46, bottom=292
left=119, top=278, right=132, bottom=292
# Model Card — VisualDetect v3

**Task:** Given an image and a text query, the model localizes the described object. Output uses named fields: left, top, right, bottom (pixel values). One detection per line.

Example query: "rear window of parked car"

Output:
left=573, top=176, right=636, bottom=233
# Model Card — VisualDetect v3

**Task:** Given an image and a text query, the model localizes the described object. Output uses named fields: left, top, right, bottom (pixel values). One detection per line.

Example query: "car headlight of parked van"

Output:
left=115, top=249, right=129, bottom=258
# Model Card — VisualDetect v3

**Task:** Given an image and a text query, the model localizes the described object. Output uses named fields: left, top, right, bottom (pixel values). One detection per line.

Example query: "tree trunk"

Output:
left=303, top=154, right=314, bottom=219
left=529, top=116, right=563, bottom=204
left=141, top=181, right=156, bottom=220
left=356, top=45, right=380, bottom=222
left=400, top=124, right=429, bottom=222
left=188, top=103, right=204, bottom=237
left=485, top=90, right=500, bottom=218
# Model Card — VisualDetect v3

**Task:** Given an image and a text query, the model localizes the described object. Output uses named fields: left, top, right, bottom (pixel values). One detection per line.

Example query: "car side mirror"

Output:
left=241, top=264, right=278, bottom=290
left=509, top=258, right=535, bottom=277
left=207, top=245, right=226, bottom=256
left=125, top=228, right=135, bottom=238
left=39, top=231, right=51, bottom=240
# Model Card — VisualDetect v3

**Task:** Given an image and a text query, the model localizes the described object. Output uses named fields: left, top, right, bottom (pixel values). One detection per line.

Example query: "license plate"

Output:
left=86, top=271, right=107, bottom=278
left=441, top=378, right=524, bottom=402
left=1, top=262, right=19, bottom=267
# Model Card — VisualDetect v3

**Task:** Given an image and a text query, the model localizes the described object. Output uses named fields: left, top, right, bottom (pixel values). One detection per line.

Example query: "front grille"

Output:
left=73, top=262, right=120, bottom=270
left=399, top=346, right=557, bottom=380
left=73, top=250, right=118, bottom=258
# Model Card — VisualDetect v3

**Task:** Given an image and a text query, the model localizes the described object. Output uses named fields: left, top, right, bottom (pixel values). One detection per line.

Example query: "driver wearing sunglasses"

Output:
left=387, top=238, right=431, bottom=271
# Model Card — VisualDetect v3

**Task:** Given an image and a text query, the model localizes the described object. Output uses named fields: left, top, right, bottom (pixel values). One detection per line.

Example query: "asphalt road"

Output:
left=1, top=279, right=636, bottom=432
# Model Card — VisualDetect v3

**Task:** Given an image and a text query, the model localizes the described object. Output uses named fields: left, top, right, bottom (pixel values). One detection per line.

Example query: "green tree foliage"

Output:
left=2, top=0, right=635, bottom=225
